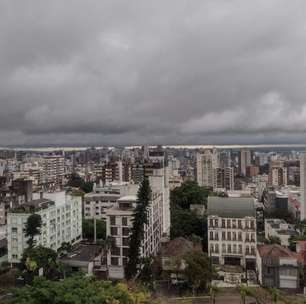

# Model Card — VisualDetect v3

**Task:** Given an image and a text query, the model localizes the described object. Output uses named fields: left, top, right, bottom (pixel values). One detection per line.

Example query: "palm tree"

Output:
left=238, top=284, right=250, bottom=304
left=270, top=288, right=279, bottom=304
left=209, top=284, right=219, bottom=304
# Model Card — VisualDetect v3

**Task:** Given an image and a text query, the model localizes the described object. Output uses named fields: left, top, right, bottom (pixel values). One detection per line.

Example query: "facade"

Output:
left=257, top=244, right=299, bottom=289
left=105, top=173, right=169, bottom=279
left=207, top=197, right=257, bottom=269
left=213, top=167, right=234, bottom=191
left=196, top=150, right=218, bottom=188
left=239, top=149, right=251, bottom=177
left=83, top=182, right=139, bottom=220
left=0, top=179, right=33, bottom=225
left=42, top=156, right=65, bottom=190
left=300, top=153, right=306, bottom=220
left=7, top=191, right=82, bottom=263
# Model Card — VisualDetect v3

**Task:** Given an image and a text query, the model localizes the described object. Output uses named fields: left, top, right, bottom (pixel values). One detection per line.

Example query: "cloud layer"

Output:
left=1, top=0, right=306, bottom=146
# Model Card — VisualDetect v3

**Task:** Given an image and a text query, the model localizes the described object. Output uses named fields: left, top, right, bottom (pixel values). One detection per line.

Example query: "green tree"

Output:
left=238, top=285, right=251, bottom=304
left=20, top=246, right=59, bottom=282
left=10, top=275, right=153, bottom=304
left=66, top=173, right=93, bottom=193
left=125, top=178, right=151, bottom=280
left=184, top=251, right=214, bottom=295
left=170, top=181, right=211, bottom=209
left=270, top=288, right=280, bottom=304
left=82, top=218, right=106, bottom=240
left=170, top=208, right=203, bottom=239
left=25, top=214, right=42, bottom=247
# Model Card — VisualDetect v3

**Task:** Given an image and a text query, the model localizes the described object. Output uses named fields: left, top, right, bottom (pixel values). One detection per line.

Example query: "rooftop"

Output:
left=257, top=244, right=298, bottom=259
left=162, top=237, right=200, bottom=257
left=207, top=196, right=255, bottom=218
left=60, top=244, right=101, bottom=262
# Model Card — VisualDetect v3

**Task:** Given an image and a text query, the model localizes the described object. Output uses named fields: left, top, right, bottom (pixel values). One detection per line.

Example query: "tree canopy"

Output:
left=183, top=250, right=214, bottom=295
left=19, top=246, right=60, bottom=283
left=10, top=275, right=154, bottom=304
left=66, top=173, right=93, bottom=193
left=82, top=218, right=106, bottom=240
left=170, top=181, right=211, bottom=209
left=25, top=214, right=42, bottom=247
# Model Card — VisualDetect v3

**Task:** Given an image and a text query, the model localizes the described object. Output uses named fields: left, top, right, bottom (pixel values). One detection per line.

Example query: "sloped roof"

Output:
left=257, top=244, right=297, bottom=259
left=162, top=237, right=197, bottom=257
left=207, top=196, right=255, bottom=218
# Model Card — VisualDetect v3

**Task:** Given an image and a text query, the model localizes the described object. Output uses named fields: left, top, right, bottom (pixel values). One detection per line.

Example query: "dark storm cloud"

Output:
left=1, top=0, right=306, bottom=145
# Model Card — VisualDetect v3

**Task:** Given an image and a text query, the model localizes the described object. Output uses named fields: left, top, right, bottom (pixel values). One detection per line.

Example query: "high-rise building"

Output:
left=239, top=149, right=251, bottom=177
left=300, top=153, right=306, bottom=220
left=213, top=167, right=234, bottom=191
left=196, top=149, right=219, bottom=188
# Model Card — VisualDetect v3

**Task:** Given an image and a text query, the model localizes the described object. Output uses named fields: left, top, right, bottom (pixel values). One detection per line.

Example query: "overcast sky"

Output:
left=1, top=0, right=306, bottom=146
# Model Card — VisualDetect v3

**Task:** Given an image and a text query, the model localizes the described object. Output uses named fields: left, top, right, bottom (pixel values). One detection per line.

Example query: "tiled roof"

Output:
left=257, top=244, right=297, bottom=259
left=162, top=237, right=199, bottom=257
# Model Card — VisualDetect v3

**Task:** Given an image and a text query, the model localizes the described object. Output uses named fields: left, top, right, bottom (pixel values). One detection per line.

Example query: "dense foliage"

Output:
left=10, top=275, right=154, bottom=304
left=19, top=246, right=61, bottom=283
left=82, top=218, right=106, bottom=240
left=170, top=181, right=211, bottom=209
left=183, top=251, right=214, bottom=295
left=125, top=178, right=151, bottom=280
left=170, top=208, right=204, bottom=239
left=66, top=173, right=93, bottom=193
left=170, top=181, right=208, bottom=245
left=25, top=214, right=42, bottom=247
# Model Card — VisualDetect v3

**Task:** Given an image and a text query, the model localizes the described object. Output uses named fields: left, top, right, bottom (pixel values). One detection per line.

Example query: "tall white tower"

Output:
left=300, top=153, right=306, bottom=220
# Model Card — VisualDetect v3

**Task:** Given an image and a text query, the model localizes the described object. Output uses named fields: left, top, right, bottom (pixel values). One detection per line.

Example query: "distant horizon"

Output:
left=2, top=143, right=306, bottom=152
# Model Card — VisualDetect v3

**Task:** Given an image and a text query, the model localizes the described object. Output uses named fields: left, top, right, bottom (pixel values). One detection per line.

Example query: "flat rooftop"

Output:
left=208, top=196, right=255, bottom=218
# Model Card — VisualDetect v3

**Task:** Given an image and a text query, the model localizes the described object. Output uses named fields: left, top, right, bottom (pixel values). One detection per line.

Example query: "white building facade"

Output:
left=208, top=197, right=257, bottom=269
left=7, top=192, right=82, bottom=263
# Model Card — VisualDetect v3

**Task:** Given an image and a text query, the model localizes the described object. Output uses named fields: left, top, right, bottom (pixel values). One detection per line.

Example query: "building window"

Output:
left=111, top=257, right=119, bottom=266
left=227, top=244, right=231, bottom=253
left=110, top=216, right=116, bottom=226
left=111, top=246, right=120, bottom=256
left=210, top=231, right=214, bottom=240
left=122, top=237, right=129, bottom=246
left=214, top=219, right=218, bottom=227
left=122, top=217, right=128, bottom=226
left=122, top=248, right=129, bottom=257
left=222, top=231, right=226, bottom=240
left=222, top=219, right=225, bottom=228
left=227, top=231, right=231, bottom=241
left=111, top=227, right=118, bottom=236
left=209, top=219, right=214, bottom=227
left=227, top=219, right=231, bottom=228
left=215, top=244, right=219, bottom=253
left=238, top=220, right=242, bottom=229
left=122, top=227, right=130, bottom=236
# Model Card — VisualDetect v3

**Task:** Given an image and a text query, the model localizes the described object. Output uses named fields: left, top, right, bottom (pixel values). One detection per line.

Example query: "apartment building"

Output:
left=42, top=156, right=65, bottom=190
left=7, top=191, right=82, bottom=263
left=207, top=197, right=257, bottom=269
left=213, top=167, right=234, bottom=191
left=196, top=150, right=219, bottom=188
left=0, top=179, right=33, bottom=225
left=257, top=244, right=299, bottom=289
left=239, top=149, right=251, bottom=177
left=105, top=172, right=169, bottom=279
